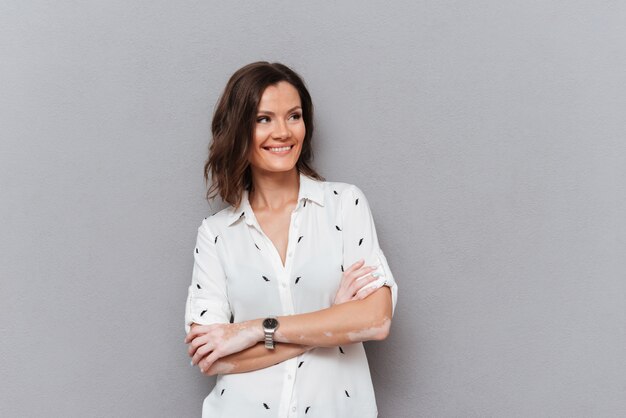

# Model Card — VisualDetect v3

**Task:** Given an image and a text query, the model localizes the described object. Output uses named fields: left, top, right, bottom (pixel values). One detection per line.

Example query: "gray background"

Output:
left=1, top=1, right=625, bottom=417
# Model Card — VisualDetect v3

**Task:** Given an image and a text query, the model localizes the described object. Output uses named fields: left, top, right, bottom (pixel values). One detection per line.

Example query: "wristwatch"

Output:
left=262, top=317, right=279, bottom=349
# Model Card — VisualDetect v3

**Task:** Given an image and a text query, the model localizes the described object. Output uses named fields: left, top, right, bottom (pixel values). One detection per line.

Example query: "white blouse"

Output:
left=184, top=171, right=398, bottom=418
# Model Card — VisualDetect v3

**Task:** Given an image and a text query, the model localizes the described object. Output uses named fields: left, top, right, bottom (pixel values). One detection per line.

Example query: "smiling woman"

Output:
left=184, top=62, right=398, bottom=418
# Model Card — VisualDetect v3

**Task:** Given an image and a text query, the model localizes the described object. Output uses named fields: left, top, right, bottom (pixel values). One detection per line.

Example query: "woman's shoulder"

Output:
left=316, top=177, right=369, bottom=201
left=197, top=205, right=236, bottom=237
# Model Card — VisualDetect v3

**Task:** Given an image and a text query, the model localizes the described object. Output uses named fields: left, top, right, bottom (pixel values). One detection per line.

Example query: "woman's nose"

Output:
left=271, top=120, right=291, bottom=139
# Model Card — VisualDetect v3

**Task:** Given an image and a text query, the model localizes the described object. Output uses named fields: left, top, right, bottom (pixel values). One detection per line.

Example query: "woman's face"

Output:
left=248, top=81, right=305, bottom=176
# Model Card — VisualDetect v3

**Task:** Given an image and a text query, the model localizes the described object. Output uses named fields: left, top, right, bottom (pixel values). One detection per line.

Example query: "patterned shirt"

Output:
left=184, top=171, right=398, bottom=418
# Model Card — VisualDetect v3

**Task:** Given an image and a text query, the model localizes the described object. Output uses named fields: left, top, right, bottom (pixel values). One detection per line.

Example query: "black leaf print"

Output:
left=358, top=238, right=363, bottom=246
left=345, top=390, right=350, bottom=398
left=240, top=211, right=245, bottom=218
left=254, top=243, right=260, bottom=250
left=304, top=199, right=307, bottom=207
left=196, top=284, right=201, bottom=289
left=262, top=275, right=270, bottom=282
left=355, top=198, right=359, bottom=205
left=263, top=403, right=270, bottom=409
left=200, top=310, right=207, bottom=317
left=220, top=389, right=225, bottom=396
left=295, top=276, right=301, bottom=284
left=297, top=235, right=303, bottom=243
left=305, top=406, right=311, bottom=414
left=335, top=225, right=342, bottom=231
left=214, top=235, right=219, bottom=244
left=298, top=361, right=304, bottom=368
left=212, top=212, right=217, bottom=216
left=339, top=346, right=345, bottom=354
left=340, top=264, right=344, bottom=272
left=195, top=248, right=199, bottom=254
left=333, top=190, right=338, bottom=195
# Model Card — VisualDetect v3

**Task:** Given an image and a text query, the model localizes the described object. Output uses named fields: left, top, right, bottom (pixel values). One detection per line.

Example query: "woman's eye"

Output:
left=289, top=113, right=302, bottom=121
left=256, top=116, right=270, bottom=123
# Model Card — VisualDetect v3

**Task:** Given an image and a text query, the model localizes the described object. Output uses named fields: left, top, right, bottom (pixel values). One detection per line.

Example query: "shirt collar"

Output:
left=226, top=171, right=325, bottom=226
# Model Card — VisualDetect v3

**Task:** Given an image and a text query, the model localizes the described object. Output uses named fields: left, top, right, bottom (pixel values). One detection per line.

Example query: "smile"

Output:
left=263, top=145, right=294, bottom=154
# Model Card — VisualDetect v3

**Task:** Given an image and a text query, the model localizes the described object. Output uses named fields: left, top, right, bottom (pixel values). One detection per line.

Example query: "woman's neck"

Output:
left=248, top=168, right=300, bottom=211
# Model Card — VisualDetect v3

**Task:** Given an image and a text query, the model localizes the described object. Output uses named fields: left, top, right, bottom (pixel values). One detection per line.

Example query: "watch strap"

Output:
left=264, top=330, right=276, bottom=349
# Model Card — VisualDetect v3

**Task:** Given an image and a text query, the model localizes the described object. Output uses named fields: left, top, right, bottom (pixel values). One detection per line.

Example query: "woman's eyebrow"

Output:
left=257, top=106, right=302, bottom=115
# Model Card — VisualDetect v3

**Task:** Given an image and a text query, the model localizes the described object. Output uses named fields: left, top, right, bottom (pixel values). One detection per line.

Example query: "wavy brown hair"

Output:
left=204, top=61, right=324, bottom=209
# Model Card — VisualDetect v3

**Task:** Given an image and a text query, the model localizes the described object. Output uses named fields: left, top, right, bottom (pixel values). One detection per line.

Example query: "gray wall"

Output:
left=2, top=1, right=625, bottom=417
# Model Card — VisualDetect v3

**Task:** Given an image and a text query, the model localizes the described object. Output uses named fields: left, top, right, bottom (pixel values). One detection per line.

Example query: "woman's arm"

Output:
left=187, top=285, right=392, bottom=372
left=198, top=339, right=311, bottom=376
left=186, top=259, right=386, bottom=373
left=276, top=285, right=392, bottom=345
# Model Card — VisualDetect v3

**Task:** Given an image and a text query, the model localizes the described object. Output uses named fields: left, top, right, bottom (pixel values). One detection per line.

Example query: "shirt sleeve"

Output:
left=184, top=219, right=232, bottom=334
left=340, top=184, right=398, bottom=316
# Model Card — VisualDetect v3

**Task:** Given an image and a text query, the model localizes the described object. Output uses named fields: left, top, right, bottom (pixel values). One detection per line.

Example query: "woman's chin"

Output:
left=250, top=164, right=298, bottom=176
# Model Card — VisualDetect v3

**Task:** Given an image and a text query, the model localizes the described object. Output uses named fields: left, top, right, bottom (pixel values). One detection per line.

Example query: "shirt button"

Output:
left=281, top=282, right=287, bottom=288
left=287, top=374, right=292, bottom=380
left=288, top=251, right=293, bottom=258
left=292, top=406, right=297, bottom=412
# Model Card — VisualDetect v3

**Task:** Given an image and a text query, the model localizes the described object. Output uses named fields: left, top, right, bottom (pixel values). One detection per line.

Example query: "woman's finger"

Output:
left=333, top=262, right=377, bottom=305
left=185, top=327, right=202, bottom=344
left=353, top=264, right=378, bottom=277
left=347, top=265, right=378, bottom=286
left=200, top=351, right=222, bottom=374
left=353, top=284, right=380, bottom=301
left=349, top=273, right=379, bottom=295
left=339, top=260, right=365, bottom=287
left=192, top=342, right=214, bottom=365
left=188, top=333, right=210, bottom=357
left=185, top=324, right=213, bottom=344
left=346, top=259, right=366, bottom=275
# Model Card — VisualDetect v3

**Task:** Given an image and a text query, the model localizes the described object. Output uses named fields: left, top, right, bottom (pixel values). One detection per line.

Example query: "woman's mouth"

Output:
left=263, top=145, right=294, bottom=154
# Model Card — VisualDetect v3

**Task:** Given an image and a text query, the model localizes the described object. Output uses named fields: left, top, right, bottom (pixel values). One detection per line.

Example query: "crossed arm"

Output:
left=185, top=261, right=393, bottom=376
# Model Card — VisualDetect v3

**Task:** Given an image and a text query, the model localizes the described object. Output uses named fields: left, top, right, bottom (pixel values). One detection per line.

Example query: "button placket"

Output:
left=279, top=358, right=298, bottom=418
left=285, top=211, right=298, bottom=267
left=280, top=210, right=299, bottom=314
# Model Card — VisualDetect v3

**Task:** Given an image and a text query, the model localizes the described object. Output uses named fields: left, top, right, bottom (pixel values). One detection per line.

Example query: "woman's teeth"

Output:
left=266, top=146, right=292, bottom=152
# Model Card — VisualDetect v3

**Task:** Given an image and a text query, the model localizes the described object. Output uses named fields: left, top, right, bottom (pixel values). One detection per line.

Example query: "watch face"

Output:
left=263, top=318, right=278, bottom=329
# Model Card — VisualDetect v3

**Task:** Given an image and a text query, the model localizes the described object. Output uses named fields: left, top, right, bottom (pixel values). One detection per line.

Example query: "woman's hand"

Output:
left=333, top=259, right=382, bottom=305
left=185, top=320, right=263, bottom=372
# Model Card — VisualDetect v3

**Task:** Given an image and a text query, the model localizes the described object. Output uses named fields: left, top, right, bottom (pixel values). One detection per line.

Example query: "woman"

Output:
left=184, top=61, right=398, bottom=418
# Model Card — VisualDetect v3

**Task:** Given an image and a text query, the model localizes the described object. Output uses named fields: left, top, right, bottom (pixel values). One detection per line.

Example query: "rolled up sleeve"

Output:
left=184, top=219, right=231, bottom=334
left=340, top=185, right=398, bottom=316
